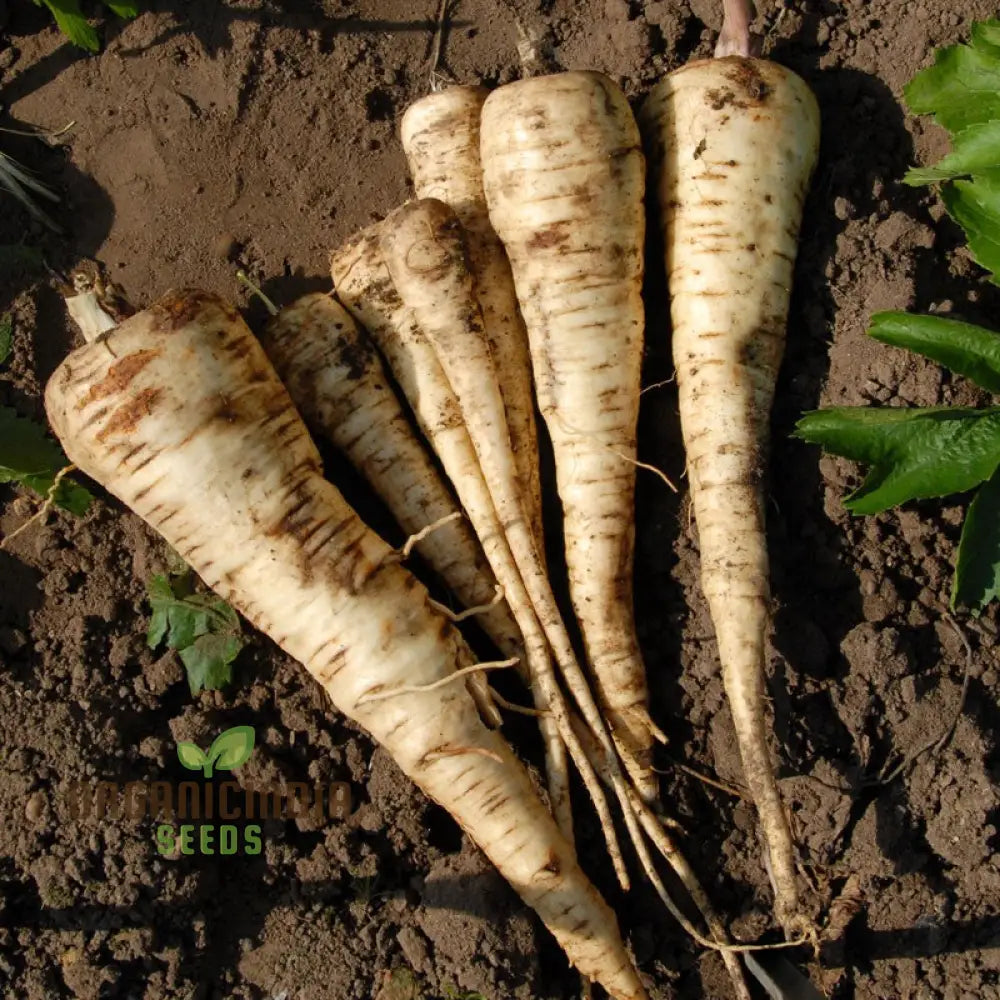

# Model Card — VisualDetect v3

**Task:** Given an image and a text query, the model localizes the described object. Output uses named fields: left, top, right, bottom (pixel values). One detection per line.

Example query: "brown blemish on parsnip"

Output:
left=79, top=349, right=161, bottom=407
left=96, top=387, right=162, bottom=442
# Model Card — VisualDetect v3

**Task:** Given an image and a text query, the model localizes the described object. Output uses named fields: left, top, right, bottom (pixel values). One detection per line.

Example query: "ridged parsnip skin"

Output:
left=331, top=229, right=584, bottom=848
left=262, top=292, right=520, bottom=669
left=44, top=291, right=647, bottom=1000
left=401, top=87, right=544, bottom=547
left=481, top=72, right=657, bottom=803
left=641, top=57, right=820, bottom=929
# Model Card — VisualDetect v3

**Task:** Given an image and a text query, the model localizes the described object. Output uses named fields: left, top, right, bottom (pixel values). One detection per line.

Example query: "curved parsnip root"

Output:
left=331, top=228, right=605, bottom=858
left=641, top=57, right=820, bottom=931
left=261, top=292, right=520, bottom=671
left=481, top=72, right=659, bottom=804
left=44, top=290, right=648, bottom=1000
left=401, top=86, right=545, bottom=548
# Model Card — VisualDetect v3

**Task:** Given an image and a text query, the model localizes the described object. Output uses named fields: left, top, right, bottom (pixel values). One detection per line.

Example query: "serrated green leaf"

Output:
left=180, top=633, right=242, bottom=694
left=795, top=406, right=1000, bottom=514
left=941, top=175, right=1000, bottom=282
left=40, top=0, right=100, bottom=51
left=953, top=467, right=1000, bottom=612
left=144, top=572, right=244, bottom=693
left=176, top=742, right=207, bottom=771
left=868, top=311, right=1000, bottom=392
left=207, top=725, right=255, bottom=771
left=0, top=314, right=11, bottom=366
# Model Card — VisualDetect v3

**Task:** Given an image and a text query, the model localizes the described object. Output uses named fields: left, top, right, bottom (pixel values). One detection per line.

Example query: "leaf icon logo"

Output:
left=176, top=725, right=255, bottom=778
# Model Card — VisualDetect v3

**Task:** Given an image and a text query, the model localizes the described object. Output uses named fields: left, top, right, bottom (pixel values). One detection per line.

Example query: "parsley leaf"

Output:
left=0, top=407, right=93, bottom=514
left=146, top=572, right=245, bottom=694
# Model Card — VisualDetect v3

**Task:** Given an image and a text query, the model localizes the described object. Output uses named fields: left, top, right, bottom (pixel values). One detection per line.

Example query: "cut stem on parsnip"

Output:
left=45, top=289, right=648, bottom=1000
left=480, top=71, right=660, bottom=804
left=641, top=48, right=821, bottom=933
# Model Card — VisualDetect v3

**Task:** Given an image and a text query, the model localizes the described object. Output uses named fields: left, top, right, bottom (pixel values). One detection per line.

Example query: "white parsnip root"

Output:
left=44, top=290, right=648, bottom=1000
left=641, top=55, right=820, bottom=931
left=261, top=292, right=520, bottom=666
left=401, top=86, right=545, bottom=546
left=481, top=71, right=660, bottom=804
left=331, top=228, right=590, bottom=854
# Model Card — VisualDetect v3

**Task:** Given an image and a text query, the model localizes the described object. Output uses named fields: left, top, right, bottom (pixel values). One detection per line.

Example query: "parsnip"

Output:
left=641, top=49, right=820, bottom=930
left=401, top=86, right=544, bottom=546
left=480, top=72, right=660, bottom=803
left=331, top=228, right=595, bottom=854
left=44, top=289, right=648, bottom=1000
left=379, top=199, right=641, bottom=824
left=261, top=292, right=520, bottom=663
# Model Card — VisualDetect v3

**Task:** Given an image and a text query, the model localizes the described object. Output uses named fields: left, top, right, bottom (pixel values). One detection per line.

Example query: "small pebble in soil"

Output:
left=24, top=791, right=46, bottom=823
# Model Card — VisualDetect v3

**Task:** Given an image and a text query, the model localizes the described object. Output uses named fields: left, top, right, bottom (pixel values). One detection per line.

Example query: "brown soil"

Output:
left=3, top=1, right=1000, bottom=998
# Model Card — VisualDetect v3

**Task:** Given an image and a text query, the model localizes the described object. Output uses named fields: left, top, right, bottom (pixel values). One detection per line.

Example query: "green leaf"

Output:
left=905, top=20, right=1000, bottom=132
left=941, top=175, right=1000, bottom=282
left=176, top=742, right=208, bottom=771
left=39, top=0, right=100, bottom=51
left=0, top=314, right=12, bottom=366
left=868, top=311, right=1000, bottom=392
left=0, top=407, right=68, bottom=478
left=953, top=467, right=1000, bottom=612
left=794, top=406, right=1000, bottom=514
left=0, top=407, right=93, bottom=514
left=103, top=1, right=139, bottom=16
left=207, top=725, right=255, bottom=771
left=144, top=572, right=245, bottom=693
left=180, top=633, right=242, bottom=694
left=147, top=606, right=168, bottom=650
left=905, top=121, right=1000, bottom=185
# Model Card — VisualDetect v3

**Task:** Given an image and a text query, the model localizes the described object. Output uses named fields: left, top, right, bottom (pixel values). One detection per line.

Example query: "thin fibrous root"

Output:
left=489, top=688, right=552, bottom=718
left=0, top=464, right=78, bottom=551
left=428, top=0, right=454, bottom=91
left=428, top=583, right=505, bottom=622
left=355, top=658, right=519, bottom=706
left=400, top=510, right=464, bottom=559
left=552, top=409, right=678, bottom=494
